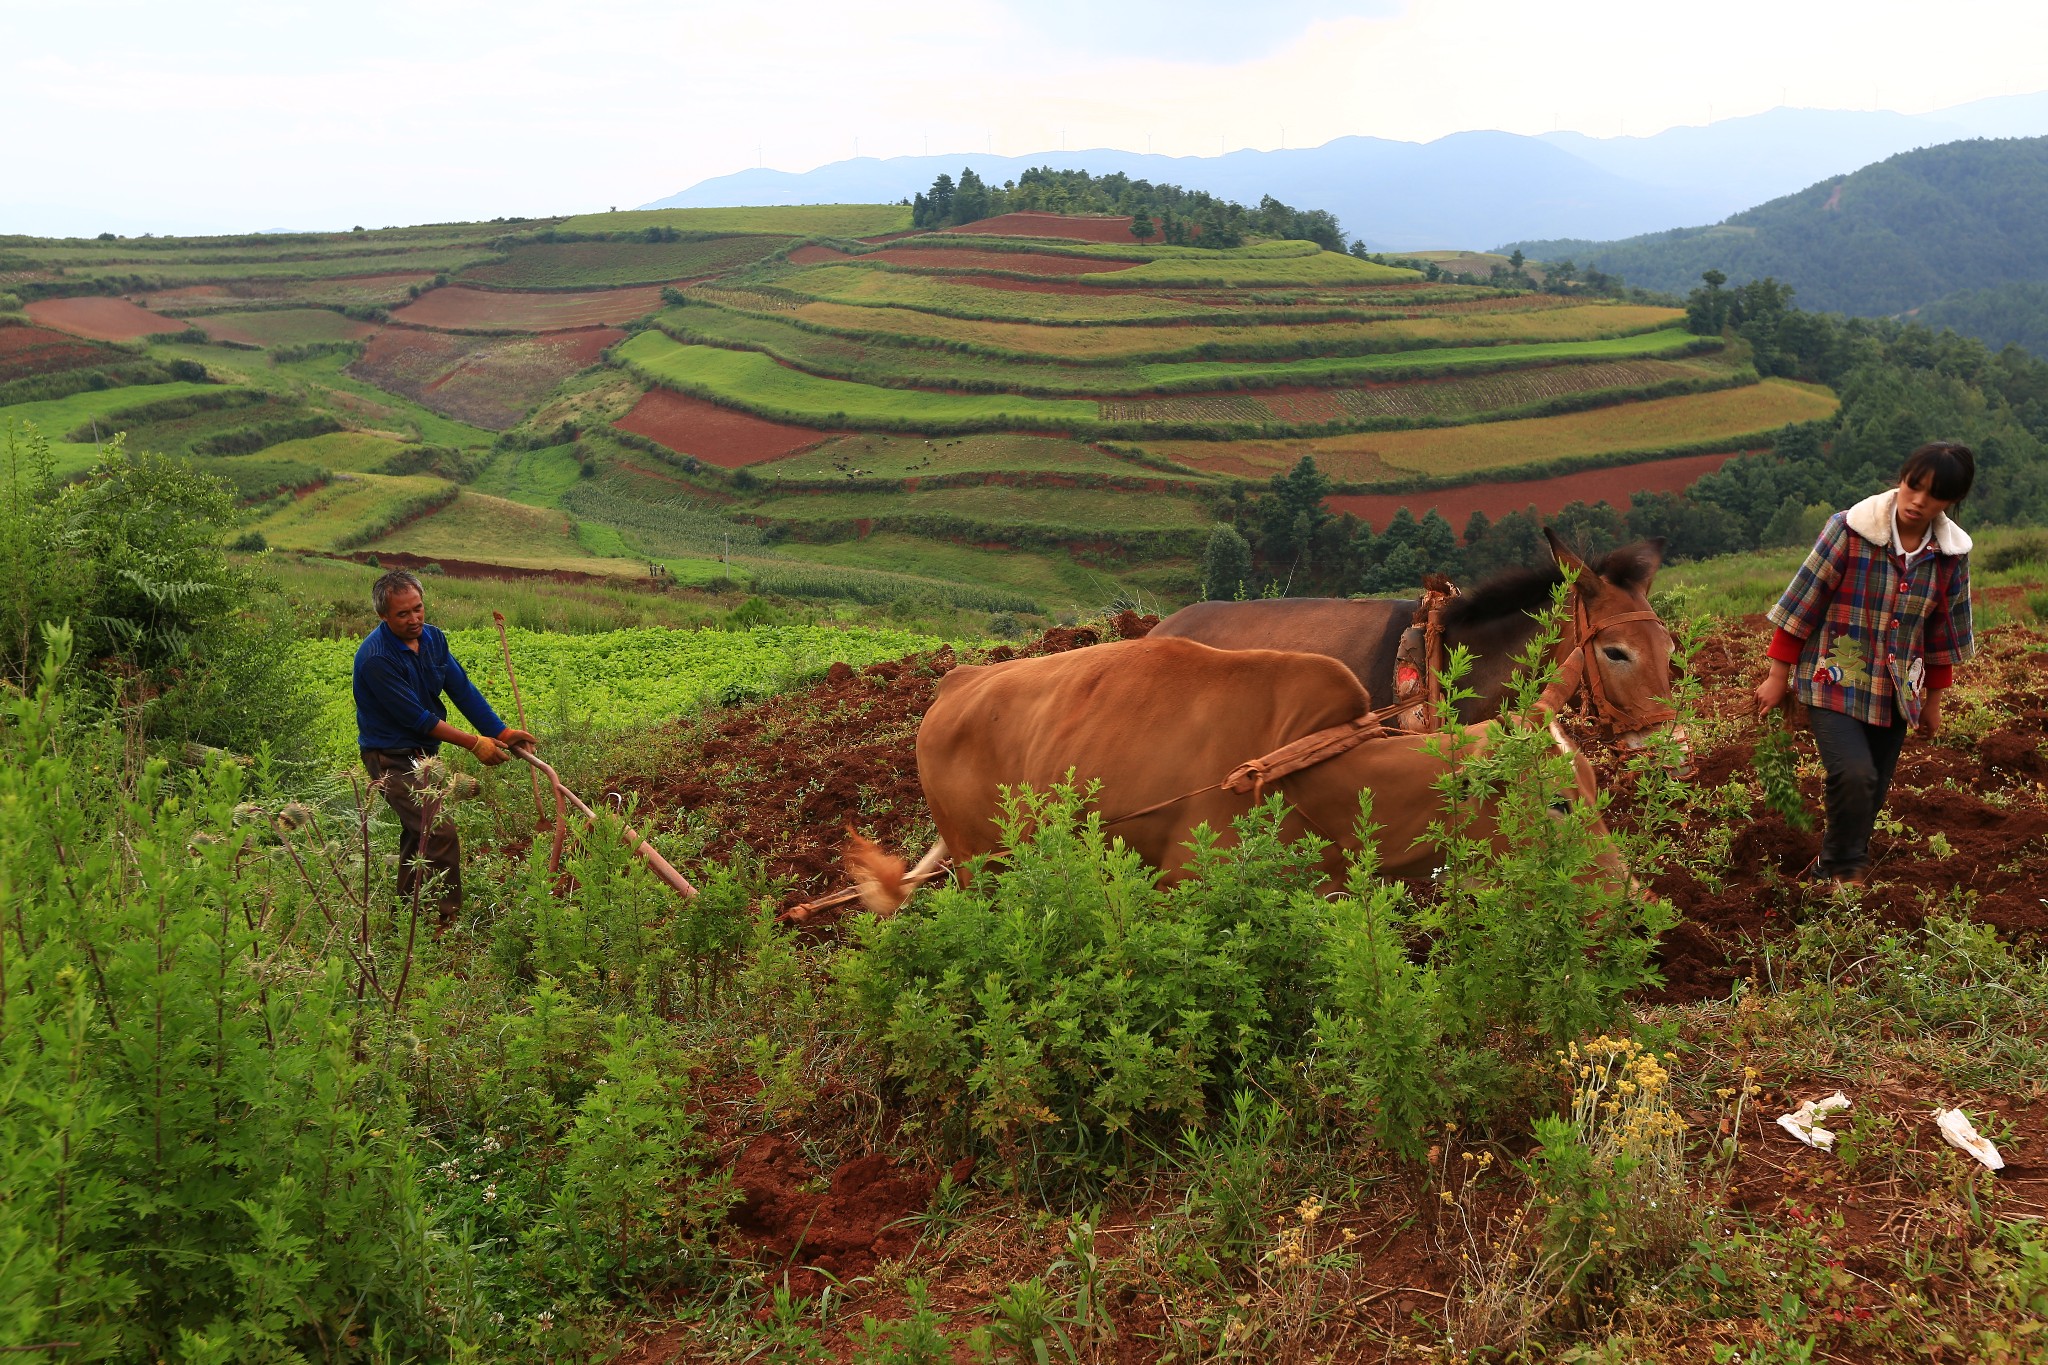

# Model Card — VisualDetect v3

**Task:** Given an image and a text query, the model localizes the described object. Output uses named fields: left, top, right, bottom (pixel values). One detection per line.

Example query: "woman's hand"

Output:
left=1754, top=661, right=1792, bottom=717
left=1918, top=689, right=1944, bottom=737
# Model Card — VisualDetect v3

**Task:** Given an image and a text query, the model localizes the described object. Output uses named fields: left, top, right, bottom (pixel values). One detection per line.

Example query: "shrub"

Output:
left=229, top=530, right=268, bottom=552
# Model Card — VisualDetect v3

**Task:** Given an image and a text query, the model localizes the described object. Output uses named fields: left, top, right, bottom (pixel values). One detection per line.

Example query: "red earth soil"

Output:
left=870, top=246, right=1138, bottom=275
left=728, top=1135, right=969, bottom=1297
left=24, top=296, right=186, bottom=342
left=613, top=388, right=842, bottom=467
left=349, top=326, right=623, bottom=430
left=944, top=211, right=1141, bottom=243
left=1325, top=449, right=1753, bottom=529
left=0, top=323, right=112, bottom=381
left=785, top=245, right=853, bottom=265
left=610, top=611, right=2047, bottom=1000
left=390, top=282, right=673, bottom=332
left=198, top=312, right=380, bottom=348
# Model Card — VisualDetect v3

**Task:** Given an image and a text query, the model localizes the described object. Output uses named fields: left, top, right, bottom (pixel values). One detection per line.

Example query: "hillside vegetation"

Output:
left=1506, top=136, right=2048, bottom=318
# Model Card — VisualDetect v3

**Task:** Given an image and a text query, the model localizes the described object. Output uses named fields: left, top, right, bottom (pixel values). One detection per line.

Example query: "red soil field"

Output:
left=389, top=283, right=673, bottom=332
left=944, top=211, right=1140, bottom=243
left=350, top=326, right=622, bottom=430
left=786, top=245, right=854, bottom=265
left=0, top=323, right=113, bottom=381
left=871, top=246, right=1137, bottom=276
left=613, top=388, right=842, bottom=467
left=25, top=296, right=185, bottom=342
left=1324, top=449, right=1749, bottom=529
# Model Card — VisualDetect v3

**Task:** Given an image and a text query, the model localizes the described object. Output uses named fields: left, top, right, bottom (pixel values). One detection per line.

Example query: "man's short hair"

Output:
left=372, top=569, right=425, bottom=617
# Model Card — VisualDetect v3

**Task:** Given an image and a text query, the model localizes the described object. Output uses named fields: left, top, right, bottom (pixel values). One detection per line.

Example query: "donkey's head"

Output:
left=1545, top=528, right=1690, bottom=770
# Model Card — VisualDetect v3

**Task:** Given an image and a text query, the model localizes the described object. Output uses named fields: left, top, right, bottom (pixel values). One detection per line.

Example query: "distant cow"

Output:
left=846, top=636, right=1622, bottom=913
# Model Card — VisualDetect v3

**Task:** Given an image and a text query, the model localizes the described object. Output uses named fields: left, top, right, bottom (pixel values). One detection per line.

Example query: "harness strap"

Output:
left=1572, top=599, right=1679, bottom=734
left=1101, top=713, right=1394, bottom=828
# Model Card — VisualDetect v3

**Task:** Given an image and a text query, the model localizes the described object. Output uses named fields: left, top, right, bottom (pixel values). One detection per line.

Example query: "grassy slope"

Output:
left=754, top=433, right=1178, bottom=482
left=746, top=483, right=1211, bottom=531
left=1, top=381, right=226, bottom=474
left=154, top=343, right=497, bottom=448
left=558, top=206, right=914, bottom=236
left=245, top=472, right=453, bottom=552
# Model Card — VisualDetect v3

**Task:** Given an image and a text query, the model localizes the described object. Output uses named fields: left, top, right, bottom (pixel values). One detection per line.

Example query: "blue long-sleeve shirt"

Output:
left=353, top=622, right=506, bottom=754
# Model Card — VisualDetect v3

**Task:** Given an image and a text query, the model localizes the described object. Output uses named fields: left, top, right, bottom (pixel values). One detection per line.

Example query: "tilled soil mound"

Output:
left=615, top=610, right=2045, bottom=995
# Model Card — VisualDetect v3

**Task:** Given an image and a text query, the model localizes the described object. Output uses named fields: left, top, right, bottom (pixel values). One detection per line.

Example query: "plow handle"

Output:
left=509, top=746, right=697, bottom=900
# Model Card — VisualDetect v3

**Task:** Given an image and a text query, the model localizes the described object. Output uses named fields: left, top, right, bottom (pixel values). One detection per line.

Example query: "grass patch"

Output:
left=1, top=380, right=226, bottom=472
left=367, top=489, right=592, bottom=563
left=747, top=483, right=1211, bottom=532
left=470, top=442, right=587, bottom=506
left=256, top=431, right=418, bottom=473
left=752, top=432, right=1163, bottom=482
left=244, top=471, right=455, bottom=552
left=197, top=309, right=374, bottom=348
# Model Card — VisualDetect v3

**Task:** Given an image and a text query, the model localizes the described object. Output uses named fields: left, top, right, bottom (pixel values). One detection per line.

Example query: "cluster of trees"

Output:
left=909, top=166, right=1345, bottom=250
left=1206, top=272, right=2048, bottom=598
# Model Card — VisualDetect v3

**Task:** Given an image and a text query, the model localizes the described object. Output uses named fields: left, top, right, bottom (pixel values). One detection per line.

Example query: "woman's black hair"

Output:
left=1899, top=440, right=1975, bottom=504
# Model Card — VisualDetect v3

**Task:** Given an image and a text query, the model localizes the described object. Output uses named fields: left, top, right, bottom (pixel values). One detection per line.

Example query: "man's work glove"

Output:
left=497, top=727, right=539, bottom=751
left=467, top=734, right=510, bottom=767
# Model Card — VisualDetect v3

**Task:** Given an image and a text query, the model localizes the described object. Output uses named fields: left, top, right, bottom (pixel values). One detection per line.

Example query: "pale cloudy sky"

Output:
left=3, top=0, right=2042, bottom=236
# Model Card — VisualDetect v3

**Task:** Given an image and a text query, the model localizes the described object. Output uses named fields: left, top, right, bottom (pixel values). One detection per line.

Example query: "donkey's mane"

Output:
left=1442, top=563, right=1567, bottom=627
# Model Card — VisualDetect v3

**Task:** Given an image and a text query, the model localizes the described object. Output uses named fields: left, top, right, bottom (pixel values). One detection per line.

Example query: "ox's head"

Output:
left=1544, top=528, right=1692, bottom=774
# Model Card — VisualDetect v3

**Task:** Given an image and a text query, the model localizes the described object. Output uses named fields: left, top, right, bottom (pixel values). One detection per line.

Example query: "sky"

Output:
left=4, top=0, right=2045, bottom=237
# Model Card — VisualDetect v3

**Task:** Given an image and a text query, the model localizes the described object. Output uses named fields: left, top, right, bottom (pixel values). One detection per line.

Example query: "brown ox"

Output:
left=845, top=636, right=1623, bottom=915
left=1151, top=530, right=1681, bottom=753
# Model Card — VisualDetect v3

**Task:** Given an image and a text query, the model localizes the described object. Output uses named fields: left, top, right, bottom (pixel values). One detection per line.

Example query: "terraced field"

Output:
left=391, top=285, right=666, bottom=332
left=456, top=236, right=794, bottom=288
left=1142, top=379, right=1842, bottom=481
left=557, top=205, right=914, bottom=236
left=350, top=327, right=621, bottom=429
left=244, top=471, right=456, bottom=553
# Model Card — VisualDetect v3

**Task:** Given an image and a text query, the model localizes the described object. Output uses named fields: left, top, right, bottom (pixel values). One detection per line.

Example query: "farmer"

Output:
left=1753, top=441, right=1975, bottom=887
left=353, top=568, right=538, bottom=919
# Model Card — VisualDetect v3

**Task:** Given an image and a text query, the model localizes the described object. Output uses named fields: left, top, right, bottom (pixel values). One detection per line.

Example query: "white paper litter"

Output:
left=1776, top=1091, right=1852, bottom=1149
left=1933, top=1108, right=2006, bottom=1170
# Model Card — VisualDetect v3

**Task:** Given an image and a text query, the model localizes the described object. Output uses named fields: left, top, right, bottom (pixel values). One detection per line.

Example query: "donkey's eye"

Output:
left=1602, top=647, right=1631, bottom=663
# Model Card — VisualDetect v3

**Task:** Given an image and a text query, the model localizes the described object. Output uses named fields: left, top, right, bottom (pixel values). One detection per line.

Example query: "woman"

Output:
left=1753, top=441, right=1976, bottom=887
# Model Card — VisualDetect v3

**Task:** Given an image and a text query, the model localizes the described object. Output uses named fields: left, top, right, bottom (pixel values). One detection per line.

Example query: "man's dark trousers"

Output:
left=1807, top=707, right=1909, bottom=878
left=363, top=748, right=462, bottom=918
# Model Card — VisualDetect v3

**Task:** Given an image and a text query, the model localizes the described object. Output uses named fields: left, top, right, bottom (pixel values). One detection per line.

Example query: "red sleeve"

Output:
left=1767, top=628, right=1804, bottom=665
left=1926, top=664, right=1953, bottom=691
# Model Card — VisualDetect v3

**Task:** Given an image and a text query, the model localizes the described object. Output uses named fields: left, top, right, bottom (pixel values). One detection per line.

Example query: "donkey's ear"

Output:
left=1600, top=538, right=1666, bottom=593
left=1544, top=526, right=1592, bottom=590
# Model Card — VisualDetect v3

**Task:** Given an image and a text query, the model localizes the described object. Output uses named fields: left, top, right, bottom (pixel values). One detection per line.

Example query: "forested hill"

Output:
left=1505, top=137, right=2048, bottom=318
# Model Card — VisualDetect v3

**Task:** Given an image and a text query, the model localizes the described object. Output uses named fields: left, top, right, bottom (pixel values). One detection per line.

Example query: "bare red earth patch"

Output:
left=25, top=296, right=185, bottom=342
left=350, top=326, right=623, bottom=429
left=613, top=388, right=840, bottom=467
left=0, top=322, right=115, bottom=381
left=728, top=1136, right=957, bottom=1297
left=390, top=283, right=673, bottom=332
left=1325, top=450, right=1750, bottom=529
left=944, top=211, right=1140, bottom=243
left=873, top=246, right=1138, bottom=275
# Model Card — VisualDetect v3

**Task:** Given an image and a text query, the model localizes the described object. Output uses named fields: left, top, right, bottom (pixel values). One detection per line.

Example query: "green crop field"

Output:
left=197, top=309, right=374, bottom=347
left=456, top=236, right=796, bottom=289
left=771, top=264, right=1236, bottom=324
left=294, top=621, right=942, bottom=760
left=753, top=432, right=1178, bottom=482
left=1145, top=378, right=1841, bottom=481
left=243, top=471, right=455, bottom=552
left=1091, top=252, right=1419, bottom=288
left=747, top=483, right=1212, bottom=533
left=1134, top=328, right=1708, bottom=389
left=1, top=380, right=227, bottom=472
left=469, top=441, right=586, bottom=505
left=614, top=331, right=1096, bottom=430
left=558, top=205, right=915, bottom=236
left=24, top=248, right=504, bottom=289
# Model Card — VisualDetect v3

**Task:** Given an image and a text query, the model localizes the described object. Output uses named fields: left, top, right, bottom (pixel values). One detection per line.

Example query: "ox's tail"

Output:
left=845, top=832, right=910, bottom=916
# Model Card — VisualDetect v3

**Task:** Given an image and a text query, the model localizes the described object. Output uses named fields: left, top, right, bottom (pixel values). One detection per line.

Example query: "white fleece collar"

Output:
left=1844, top=489, right=1973, bottom=557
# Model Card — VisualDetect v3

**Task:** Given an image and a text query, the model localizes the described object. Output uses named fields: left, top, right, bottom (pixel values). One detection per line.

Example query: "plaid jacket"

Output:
left=1766, top=490, right=1974, bottom=727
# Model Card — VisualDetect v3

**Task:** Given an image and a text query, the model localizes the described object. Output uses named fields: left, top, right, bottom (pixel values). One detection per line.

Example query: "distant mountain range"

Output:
left=1505, top=137, right=2048, bottom=319
left=641, top=91, right=2048, bottom=252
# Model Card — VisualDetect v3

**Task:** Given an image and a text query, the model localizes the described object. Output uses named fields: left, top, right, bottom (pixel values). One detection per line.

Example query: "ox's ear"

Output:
left=1543, top=526, right=1595, bottom=595
left=1599, top=538, right=1666, bottom=594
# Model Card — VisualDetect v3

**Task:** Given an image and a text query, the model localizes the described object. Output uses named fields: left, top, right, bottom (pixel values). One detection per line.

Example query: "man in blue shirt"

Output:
left=353, top=569, right=537, bottom=920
